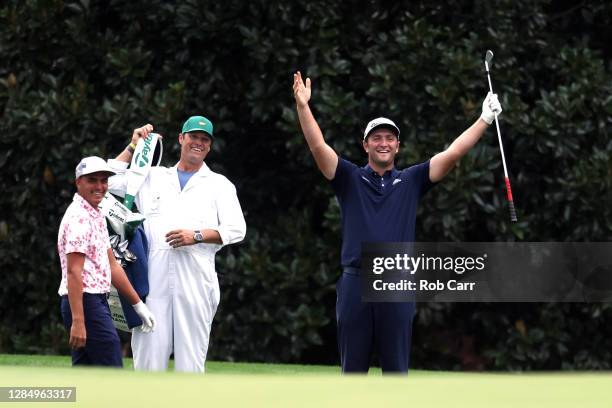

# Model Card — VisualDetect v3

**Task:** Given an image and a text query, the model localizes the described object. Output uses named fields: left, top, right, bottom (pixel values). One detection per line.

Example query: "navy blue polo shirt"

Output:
left=331, top=157, right=435, bottom=268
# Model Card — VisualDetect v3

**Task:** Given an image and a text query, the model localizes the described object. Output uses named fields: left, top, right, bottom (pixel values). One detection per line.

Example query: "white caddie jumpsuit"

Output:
left=108, top=160, right=246, bottom=372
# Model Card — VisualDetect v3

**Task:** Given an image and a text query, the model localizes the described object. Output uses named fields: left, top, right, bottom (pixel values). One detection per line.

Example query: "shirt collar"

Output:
left=171, top=161, right=211, bottom=177
left=73, top=193, right=102, bottom=218
left=363, top=164, right=399, bottom=180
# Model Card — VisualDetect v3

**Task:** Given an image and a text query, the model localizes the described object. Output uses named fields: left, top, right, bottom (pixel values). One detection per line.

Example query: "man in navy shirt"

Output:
left=292, top=71, right=502, bottom=373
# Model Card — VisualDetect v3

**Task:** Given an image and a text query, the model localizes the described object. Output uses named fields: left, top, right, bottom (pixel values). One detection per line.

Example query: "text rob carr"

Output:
left=373, top=279, right=476, bottom=291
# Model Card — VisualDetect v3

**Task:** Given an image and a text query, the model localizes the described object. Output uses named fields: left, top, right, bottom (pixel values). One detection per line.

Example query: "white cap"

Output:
left=363, top=117, right=400, bottom=141
left=75, top=156, right=116, bottom=179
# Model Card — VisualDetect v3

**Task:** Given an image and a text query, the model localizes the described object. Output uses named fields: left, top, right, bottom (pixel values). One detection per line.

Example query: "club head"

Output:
left=485, top=50, right=494, bottom=65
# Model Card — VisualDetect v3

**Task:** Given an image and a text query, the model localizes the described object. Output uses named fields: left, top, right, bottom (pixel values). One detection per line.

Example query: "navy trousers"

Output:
left=336, top=271, right=415, bottom=373
left=60, top=293, right=123, bottom=367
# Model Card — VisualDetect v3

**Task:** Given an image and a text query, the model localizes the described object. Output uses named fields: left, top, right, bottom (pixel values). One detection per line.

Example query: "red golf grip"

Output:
left=505, top=177, right=518, bottom=222
left=504, top=177, right=513, bottom=201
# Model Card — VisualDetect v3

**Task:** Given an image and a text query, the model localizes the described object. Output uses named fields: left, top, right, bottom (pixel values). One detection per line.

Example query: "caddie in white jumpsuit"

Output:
left=107, top=116, right=246, bottom=372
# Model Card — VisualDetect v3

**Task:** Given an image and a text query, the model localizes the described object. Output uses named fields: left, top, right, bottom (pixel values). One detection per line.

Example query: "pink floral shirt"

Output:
left=57, top=193, right=111, bottom=295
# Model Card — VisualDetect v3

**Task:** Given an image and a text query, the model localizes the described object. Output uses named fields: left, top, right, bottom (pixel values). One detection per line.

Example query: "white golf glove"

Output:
left=480, top=92, right=502, bottom=125
left=133, top=301, right=156, bottom=333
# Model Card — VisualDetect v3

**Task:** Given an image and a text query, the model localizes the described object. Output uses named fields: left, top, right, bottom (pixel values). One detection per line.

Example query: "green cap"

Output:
left=182, top=115, right=213, bottom=137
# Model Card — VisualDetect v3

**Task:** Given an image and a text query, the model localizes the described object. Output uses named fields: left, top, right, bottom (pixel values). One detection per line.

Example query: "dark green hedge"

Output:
left=1, top=0, right=611, bottom=369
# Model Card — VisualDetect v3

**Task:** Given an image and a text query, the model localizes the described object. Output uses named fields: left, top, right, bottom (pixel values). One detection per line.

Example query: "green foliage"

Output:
left=413, top=303, right=612, bottom=371
left=1, top=0, right=611, bottom=369
left=211, top=209, right=337, bottom=363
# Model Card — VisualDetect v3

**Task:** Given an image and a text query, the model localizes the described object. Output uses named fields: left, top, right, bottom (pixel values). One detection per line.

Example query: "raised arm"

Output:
left=107, top=124, right=155, bottom=197
left=114, top=124, right=154, bottom=163
left=293, top=71, right=338, bottom=180
left=429, top=93, right=502, bottom=183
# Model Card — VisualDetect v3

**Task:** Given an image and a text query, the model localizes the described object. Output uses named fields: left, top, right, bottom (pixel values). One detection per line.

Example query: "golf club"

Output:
left=484, top=50, right=518, bottom=223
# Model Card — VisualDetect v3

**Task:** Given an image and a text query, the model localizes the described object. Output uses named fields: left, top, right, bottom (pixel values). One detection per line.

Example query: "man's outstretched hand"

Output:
left=293, top=71, right=311, bottom=108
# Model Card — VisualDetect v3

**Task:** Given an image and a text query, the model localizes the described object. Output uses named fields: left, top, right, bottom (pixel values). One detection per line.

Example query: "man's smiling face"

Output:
left=363, top=128, right=400, bottom=169
left=179, top=131, right=212, bottom=165
left=76, top=172, right=109, bottom=208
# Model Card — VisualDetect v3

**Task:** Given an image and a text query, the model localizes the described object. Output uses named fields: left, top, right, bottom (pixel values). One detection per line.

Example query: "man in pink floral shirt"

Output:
left=58, top=156, right=155, bottom=367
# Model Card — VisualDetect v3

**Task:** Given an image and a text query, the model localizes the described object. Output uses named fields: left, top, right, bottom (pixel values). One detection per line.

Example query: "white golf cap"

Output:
left=75, top=156, right=116, bottom=179
left=363, top=117, right=400, bottom=141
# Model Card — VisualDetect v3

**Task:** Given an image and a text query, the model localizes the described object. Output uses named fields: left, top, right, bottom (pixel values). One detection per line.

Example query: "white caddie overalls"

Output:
left=108, top=160, right=246, bottom=372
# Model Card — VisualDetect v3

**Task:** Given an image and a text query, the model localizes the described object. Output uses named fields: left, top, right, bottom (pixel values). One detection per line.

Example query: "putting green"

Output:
left=0, top=356, right=610, bottom=407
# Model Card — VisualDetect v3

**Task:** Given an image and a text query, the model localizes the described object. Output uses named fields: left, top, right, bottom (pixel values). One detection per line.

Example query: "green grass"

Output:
left=1, top=354, right=611, bottom=407
left=0, top=353, right=344, bottom=374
